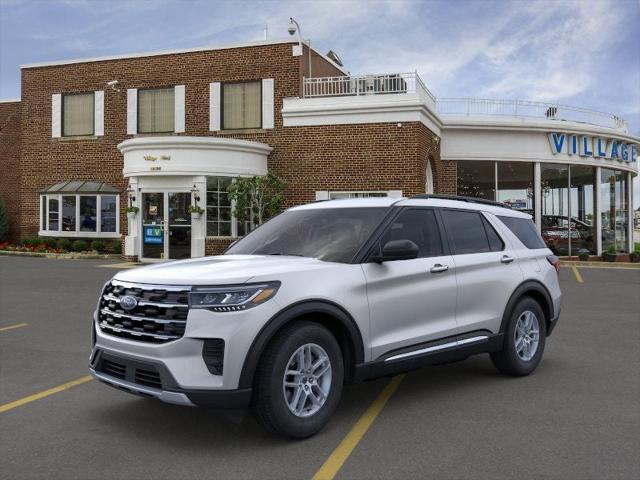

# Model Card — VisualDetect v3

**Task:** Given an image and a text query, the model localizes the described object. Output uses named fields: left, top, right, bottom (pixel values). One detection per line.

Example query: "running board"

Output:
left=353, top=332, right=503, bottom=382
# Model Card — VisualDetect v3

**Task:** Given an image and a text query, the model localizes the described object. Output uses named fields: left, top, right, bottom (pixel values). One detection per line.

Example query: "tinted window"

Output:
left=378, top=209, right=443, bottom=258
left=441, top=210, right=490, bottom=255
left=482, top=217, right=504, bottom=252
left=498, top=216, right=546, bottom=249
left=226, top=207, right=387, bottom=263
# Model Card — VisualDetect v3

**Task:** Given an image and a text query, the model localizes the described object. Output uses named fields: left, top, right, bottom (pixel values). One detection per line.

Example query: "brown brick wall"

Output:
left=15, top=41, right=443, bottom=256
left=0, top=101, right=22, bottom=241
left=205, top=237, right=236, bottom=256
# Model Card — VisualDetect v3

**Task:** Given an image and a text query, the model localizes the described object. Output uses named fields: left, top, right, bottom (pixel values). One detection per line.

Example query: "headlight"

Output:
left=189, top=282, right=280, bottom=312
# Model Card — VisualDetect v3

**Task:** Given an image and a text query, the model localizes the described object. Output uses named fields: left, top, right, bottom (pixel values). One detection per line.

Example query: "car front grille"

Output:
left=97, top=280, right=191, bottom=344
left=94, top=353, right=164, bottom=390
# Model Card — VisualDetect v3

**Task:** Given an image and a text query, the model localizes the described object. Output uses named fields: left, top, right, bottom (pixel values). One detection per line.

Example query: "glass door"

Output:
left=141, top=193, right=165, bottom=260
left=168, top=192, right=191, bottom=260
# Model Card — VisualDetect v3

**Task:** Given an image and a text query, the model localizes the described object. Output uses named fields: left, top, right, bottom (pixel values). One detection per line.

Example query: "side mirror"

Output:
left=372, top=239, right=419, bottom=262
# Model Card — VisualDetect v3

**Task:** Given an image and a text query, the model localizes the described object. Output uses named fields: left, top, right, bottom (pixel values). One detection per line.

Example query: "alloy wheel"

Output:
left=283, top=343, right=332, bottom=418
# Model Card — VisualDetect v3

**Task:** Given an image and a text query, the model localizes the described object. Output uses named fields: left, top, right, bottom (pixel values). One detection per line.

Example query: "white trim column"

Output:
left=628, top=171, right=634, bottom=253
left=124, top=177, right=140, bottom=258
left=595, top=166, right=602, bottom=256
left=534, top=162, right=541, bottom=233
left=191, top=175, right=207, bottom=258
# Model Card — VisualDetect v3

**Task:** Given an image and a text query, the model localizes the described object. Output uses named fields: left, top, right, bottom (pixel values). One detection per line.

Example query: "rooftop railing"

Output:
left=301, top=74, right=627, bottom=131
left=303, top=72, right=436, bottom=103
left=436, top=98, right=628, bottom=131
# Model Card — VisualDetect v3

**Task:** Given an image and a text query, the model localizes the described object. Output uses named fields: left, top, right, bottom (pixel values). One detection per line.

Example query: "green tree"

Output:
left=227, top=172, right=286, bottom=228
left=0, top=197, right=9, bottom=242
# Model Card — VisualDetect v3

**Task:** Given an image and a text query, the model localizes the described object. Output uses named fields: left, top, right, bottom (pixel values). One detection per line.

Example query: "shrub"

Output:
left=38, top=237, right=56, bottom=249
left=71, top=240, right=88, bottom=252
left=577, top=250, right=589, bottom=261
left=107, top=240, right=122, bottom=254
left=0, top=197, right=8, bottom=242
left=21, top=237, right=39, bottom=247
left=57, top=238, right=73, bottom=251
left=90, top=240, right=106, bottom=252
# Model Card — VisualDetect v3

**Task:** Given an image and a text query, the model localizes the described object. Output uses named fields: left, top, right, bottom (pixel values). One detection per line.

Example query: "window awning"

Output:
left=41, top=181, right=120, bottom=194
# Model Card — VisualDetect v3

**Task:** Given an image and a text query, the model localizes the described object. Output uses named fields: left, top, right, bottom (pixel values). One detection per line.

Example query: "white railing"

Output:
left=436, top=98, right=628, bottom=131
left=303, top=72, right=436, bottom=103
left=302, top=75, right=628, bottom=131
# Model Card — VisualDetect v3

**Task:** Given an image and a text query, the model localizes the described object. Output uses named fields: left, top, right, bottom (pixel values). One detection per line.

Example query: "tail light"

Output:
left=546, top=255, right=560, bottom=274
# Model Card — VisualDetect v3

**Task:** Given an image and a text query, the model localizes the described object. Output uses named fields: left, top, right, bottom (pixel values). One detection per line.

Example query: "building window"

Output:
left=62, top=92, right=94, bottom=136
left=138, top=88, right=175, bottom=133
left=62, top=196, right=76, bottom=232
left=569, top=165, right=596, bottom=255
left=39, top=194, right=119, bottom=237
left=541, top=164, right=570, bottom=255
left=222, top=81, right=261, bottom=129
left=497, top=162, right=534, bottom=213
left=328, top=191, right=390, bottom=199
left=206, top=177, right=233, bottom=236
left=601, top=169, right=629, bottom=253
left=457, top=161, right=495, bottom=200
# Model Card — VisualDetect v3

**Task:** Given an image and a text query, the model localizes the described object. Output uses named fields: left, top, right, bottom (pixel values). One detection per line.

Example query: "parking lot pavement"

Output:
left=1, top=257, right=639, bottom=480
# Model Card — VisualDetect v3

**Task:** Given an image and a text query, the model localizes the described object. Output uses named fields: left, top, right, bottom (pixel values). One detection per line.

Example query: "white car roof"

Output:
left=290, top=197, right=531, bottom=219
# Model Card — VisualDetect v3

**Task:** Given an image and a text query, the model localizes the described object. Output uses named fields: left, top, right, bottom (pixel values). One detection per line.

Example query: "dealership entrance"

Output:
left=140, top=192, right=192, bottom=261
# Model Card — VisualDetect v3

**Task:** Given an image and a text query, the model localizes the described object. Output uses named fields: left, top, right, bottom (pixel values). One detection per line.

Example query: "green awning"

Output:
left=41, top=181, right=120, bottom=194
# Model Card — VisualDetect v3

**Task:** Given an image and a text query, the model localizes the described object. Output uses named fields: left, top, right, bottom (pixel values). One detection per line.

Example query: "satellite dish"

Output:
left=326, top=50, right=343, bottom=67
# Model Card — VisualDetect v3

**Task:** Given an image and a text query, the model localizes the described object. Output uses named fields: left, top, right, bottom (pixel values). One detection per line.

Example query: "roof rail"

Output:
left=409, top=194, right=512, bottom=209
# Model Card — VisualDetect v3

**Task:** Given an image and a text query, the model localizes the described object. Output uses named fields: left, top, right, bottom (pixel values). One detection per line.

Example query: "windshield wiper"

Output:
left=263, top=252, right=305, bottom=257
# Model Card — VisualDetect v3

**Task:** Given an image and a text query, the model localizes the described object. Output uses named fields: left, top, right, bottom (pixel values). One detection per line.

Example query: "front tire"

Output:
left=251, top=321, right=344, bottom=438
left=490, top=297, right=546, bottom=376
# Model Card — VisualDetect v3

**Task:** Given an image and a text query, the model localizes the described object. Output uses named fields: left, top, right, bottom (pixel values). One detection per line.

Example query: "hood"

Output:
left=113, top=255, right=334, bottom=286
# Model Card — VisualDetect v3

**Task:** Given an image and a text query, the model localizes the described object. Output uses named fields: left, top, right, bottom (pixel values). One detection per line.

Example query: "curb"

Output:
left=0, top=250, right=121, bottom=260
left=560, top=260, right=640, bottom=269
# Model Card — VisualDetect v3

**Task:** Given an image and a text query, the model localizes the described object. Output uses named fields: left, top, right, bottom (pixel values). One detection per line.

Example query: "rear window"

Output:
left=441, top=210, right=491, bottom=255
left=498, top=216, right=546, bottom=249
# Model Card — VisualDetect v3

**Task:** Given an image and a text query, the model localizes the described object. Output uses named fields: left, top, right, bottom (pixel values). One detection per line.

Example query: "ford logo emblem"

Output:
left=119, top=295, right=138, bottom=311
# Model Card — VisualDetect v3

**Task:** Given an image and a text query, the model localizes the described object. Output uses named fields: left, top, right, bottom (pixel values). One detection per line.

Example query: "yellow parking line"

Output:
left=312, top=374, right=405, bottom=480
left=571, top=265, right=584, bottom=283
left=0, top=323, right=28, bottom=332
left=0, top=376, right=93, bottom=414
left=97, top=262, right=140, bottom=269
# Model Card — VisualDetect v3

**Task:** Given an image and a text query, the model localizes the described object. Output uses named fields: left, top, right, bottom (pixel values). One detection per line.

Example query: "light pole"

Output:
left=288, top=17, right=311, bottom=78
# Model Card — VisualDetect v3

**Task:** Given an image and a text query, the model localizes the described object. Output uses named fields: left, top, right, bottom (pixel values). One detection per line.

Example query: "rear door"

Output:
left=362, top=208, right=457, bottom=359
left=440, top=208, right=523, bottom=335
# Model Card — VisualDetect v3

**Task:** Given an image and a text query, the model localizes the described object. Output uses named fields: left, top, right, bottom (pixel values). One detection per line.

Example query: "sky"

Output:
left=1, top=0, right=639, bottom=203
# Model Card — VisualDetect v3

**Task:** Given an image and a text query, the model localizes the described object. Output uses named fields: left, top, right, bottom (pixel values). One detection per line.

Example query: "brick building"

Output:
left=0, top=38, right=637, bottom=260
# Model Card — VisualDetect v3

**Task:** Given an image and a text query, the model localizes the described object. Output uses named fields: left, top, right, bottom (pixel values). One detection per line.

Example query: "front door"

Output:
left=141, top=192, right=191, bottom=261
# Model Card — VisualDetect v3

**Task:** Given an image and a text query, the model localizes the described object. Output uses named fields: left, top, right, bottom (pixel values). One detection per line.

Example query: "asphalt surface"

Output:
left=0, top=256, right=638, bottom=480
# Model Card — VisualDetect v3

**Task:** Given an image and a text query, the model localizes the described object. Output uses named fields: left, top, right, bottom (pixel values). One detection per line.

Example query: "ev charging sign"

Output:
left=548, top=132, right=638, bottom=163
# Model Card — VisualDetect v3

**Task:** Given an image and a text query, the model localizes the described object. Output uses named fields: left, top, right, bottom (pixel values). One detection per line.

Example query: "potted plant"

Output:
left=630, top=245, right=640, bottom=263
left=603, top=244, right=618, bottom=262
left=126, top=206, right=139, bottom=221
left=187, top=204, right=204, bottom=219
left=577, top=250, right=589, bottom=261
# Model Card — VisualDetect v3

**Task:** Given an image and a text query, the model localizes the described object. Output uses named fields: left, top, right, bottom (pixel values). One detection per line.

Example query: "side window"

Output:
left=498, top=216, right=546, bottom=249
left=482, top=216, right=504, bottom=252
left=441, top=210, right=491, bottom=255
left=378, top=209, right=443, bottom=258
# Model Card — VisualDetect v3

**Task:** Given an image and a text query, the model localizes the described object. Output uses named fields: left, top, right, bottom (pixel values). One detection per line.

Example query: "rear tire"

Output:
left=491, top=297, right=546, bottom=376
left=251, top=321, right=344, bottom=439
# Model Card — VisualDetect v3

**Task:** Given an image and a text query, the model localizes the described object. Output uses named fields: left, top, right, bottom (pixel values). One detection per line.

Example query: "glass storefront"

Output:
left=541, top=164, right=570, bottom=255
left=458, top=160, right=632, bottom=255
left=601, top=169, right=629, bottom=253
left=457, top=161, right=495, bottom=200
left=497, top=162, right=534, bottom=213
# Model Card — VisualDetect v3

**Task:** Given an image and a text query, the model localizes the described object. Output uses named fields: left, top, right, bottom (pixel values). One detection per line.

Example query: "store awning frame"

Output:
left=40, top=180, right=120, bottom=194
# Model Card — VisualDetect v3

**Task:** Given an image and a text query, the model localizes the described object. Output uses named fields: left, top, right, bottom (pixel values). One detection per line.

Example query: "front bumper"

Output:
left=89, top=349, right=252, bottom=409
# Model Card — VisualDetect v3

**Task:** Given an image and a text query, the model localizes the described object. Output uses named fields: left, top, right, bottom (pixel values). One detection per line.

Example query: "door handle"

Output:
left=501, top=255, right=515, bottom=264
left=430, top=264, right=449, bottom=273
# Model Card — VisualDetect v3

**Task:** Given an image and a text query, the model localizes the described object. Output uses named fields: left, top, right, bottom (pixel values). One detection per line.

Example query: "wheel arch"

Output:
left=500, top=280, right=554, bottom=335
left=238, top=300, right=365, bottom=389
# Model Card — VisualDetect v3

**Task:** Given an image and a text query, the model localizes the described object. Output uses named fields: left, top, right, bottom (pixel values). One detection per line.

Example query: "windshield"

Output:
left=225, top=207, right=388, bottom=263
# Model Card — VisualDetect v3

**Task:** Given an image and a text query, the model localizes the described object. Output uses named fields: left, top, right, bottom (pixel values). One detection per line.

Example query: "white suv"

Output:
left=90, top=196, right=561, bottom=438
